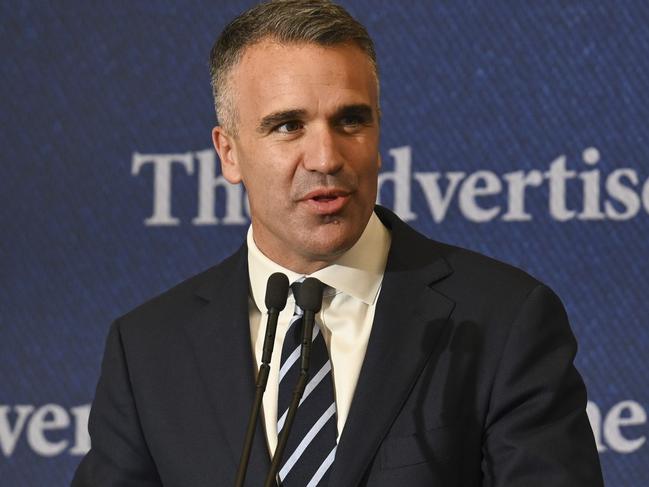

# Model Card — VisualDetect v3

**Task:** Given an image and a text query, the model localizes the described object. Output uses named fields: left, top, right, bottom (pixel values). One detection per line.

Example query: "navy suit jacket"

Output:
left=72, top=206, right=603, bottom=486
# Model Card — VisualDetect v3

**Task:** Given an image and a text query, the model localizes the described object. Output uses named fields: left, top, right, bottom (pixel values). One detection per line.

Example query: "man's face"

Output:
left=213, top=39, right=381, bottom=273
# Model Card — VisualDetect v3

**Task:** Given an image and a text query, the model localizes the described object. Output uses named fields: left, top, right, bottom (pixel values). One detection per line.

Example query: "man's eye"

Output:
left=276, top=121, right=302, bottom=133
left=339, top=115, right=368, bottom=129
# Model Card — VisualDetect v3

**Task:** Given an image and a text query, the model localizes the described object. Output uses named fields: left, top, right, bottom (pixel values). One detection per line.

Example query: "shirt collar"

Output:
left=247, top=211, right=391, bottom=312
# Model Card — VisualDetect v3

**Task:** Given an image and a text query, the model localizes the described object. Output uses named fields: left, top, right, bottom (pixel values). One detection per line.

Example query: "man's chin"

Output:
left=303, top=223, right=363, bottom=259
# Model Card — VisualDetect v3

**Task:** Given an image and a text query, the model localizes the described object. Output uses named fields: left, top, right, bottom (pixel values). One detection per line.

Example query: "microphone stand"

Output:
left=234, top=273, right=288, bottom=487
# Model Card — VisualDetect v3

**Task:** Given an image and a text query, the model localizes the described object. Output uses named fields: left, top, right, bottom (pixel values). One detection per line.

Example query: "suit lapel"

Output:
left=328, top=208, right=456, bottom=487
left=183, top=246, right=271, bottom=486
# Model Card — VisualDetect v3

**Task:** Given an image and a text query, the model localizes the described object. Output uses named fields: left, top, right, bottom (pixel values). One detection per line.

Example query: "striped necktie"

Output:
left=276, top=281, right=338, bottom=486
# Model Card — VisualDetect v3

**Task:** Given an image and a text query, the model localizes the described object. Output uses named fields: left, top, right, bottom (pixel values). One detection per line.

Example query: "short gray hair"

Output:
left=209, top=0, right=378, bottom=134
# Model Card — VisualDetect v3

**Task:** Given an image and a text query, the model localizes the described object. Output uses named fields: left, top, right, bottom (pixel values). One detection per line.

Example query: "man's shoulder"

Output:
left=378, top=205, right=541, bottom=294
left=379, top=206, right=547, bottom=311
left=435, top=239, right=541, bottom=293
left=115, top=244, right=247, bottom=335
left=408, top=230, right=557, bottom=332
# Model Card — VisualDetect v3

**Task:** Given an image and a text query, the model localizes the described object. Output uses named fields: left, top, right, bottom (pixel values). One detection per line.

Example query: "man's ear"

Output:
left=212, top=126, right=242, bottom=184
left=377, top=152, right=382, bottom=169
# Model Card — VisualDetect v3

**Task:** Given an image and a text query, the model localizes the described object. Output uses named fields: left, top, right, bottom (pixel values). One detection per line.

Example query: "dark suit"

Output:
left=72, top=206, right=603, bottom=486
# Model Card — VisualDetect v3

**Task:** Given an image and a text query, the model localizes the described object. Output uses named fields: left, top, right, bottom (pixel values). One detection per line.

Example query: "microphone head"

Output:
left=265, top=272, right=289, bottom=311
left=297, top=277, right=324, bottom=312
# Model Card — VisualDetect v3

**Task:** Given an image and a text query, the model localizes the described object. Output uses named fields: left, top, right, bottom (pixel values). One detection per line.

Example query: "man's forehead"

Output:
left=232, top=38, right=376, bottom=84
left=238, top=37, right=364, bottom=62
left=222, top=37, right=379, bottom=135
left=233, top=40, right=376, bottom=96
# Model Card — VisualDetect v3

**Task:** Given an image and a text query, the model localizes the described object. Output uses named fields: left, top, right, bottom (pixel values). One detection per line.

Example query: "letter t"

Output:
left=131, top=152, right=194, bottom=225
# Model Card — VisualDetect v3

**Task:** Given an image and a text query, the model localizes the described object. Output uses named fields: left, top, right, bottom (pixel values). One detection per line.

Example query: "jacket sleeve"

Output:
left=71, top=320, right=162, bottom=486
left=481, top=284, right=604, bottom=486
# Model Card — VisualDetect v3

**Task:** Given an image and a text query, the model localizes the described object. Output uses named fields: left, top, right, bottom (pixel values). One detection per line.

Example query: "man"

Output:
left=73, top=1, right=604, bottom=486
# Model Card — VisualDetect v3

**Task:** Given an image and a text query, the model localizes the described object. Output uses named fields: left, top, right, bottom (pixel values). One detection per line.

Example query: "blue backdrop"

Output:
left=2, top=1, right=647, bottom=485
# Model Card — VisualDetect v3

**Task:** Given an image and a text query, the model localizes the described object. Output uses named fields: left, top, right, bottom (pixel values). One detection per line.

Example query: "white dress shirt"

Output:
left=247, top=212, right=391, bottom=455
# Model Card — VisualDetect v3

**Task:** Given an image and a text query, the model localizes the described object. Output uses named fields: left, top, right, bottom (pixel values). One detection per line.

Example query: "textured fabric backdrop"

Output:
left=1, top=1, right=647, bottom=485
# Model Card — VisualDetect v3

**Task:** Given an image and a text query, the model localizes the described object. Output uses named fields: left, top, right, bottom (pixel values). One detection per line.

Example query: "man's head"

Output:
left=209, top=0, right=378, bottom=134
left=209, top=0, right=381, bottom=274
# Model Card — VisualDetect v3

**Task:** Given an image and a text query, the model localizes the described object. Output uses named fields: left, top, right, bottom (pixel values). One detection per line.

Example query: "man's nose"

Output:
left=302, top=124, right=344, bottom=174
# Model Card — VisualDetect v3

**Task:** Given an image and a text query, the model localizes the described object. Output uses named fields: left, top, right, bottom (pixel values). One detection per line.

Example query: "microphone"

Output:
left=264, top=277, right=324, bottom=487
left=235, top=272, right=289, bottom=487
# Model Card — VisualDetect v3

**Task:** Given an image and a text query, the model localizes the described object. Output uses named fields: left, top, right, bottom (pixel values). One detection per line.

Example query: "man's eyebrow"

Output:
left=256, top=104, right=376, bottom=134
left=257, top=109, right=307, bottom=133
left=334, top=104, right=374, bottom=121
